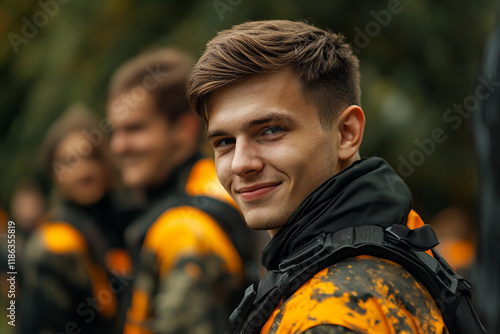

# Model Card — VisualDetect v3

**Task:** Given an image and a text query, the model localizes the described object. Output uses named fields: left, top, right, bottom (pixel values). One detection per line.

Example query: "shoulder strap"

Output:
left=386, top=224, right=486, bottom=334
left=231, top=224, right=486, bottom=334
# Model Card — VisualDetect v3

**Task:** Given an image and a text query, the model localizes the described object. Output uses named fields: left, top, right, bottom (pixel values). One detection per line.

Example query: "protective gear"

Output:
left=124, top=156, right=258, bottom=334
left=20, top=193, right=137, bottom=334
left=231, top=158, right=485, bottom=334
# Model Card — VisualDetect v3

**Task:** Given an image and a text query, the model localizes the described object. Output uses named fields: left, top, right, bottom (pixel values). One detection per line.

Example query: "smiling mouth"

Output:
left=237, top=182, right=282, bottom=202
left=120, top=155, right=143, bottom=166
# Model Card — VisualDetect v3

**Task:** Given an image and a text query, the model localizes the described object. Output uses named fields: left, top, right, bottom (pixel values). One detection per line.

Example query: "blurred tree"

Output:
left=0, top=0, right=498, bottom=225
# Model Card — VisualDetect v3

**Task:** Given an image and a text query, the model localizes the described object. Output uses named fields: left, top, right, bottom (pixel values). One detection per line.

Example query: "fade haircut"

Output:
left=186, top=20, right=360, bottom=128
left=108, top=48, right=195, bottom=123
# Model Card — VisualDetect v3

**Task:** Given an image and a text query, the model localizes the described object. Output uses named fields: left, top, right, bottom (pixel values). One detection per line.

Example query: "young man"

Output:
left=187, top=20, right=483, bottom=333
left=107, top=48, right=257, bottom=333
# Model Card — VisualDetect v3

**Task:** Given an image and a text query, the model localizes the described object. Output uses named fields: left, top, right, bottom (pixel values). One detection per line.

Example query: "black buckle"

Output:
left=386, top=224, right=439, bottom=252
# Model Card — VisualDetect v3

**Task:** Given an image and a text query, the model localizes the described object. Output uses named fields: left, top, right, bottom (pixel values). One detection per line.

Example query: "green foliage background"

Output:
left=0, top=0, right=498, bottom=222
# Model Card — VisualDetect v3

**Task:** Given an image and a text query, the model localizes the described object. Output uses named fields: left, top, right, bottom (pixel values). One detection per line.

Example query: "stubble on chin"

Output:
left=243, top=208, right=291, bottom=232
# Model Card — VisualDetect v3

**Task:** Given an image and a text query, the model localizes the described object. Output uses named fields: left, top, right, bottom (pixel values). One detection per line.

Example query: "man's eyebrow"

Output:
left=206, top=112, right=294, bottom=140
left=206, top=129, right=227, bottom=140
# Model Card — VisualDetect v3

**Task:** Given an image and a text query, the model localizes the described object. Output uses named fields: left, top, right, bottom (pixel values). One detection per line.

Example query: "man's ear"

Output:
left=336, top=105, right=365, bottom=161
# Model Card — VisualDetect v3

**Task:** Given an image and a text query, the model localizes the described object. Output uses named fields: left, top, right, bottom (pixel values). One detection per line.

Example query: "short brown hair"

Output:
left=187, top=20, right=360, bottom=127
left=108, top=48, right=195, bottom=123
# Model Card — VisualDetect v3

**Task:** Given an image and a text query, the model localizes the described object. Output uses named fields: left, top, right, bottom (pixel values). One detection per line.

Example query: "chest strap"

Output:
left=230, top=224, right=486, bottom=334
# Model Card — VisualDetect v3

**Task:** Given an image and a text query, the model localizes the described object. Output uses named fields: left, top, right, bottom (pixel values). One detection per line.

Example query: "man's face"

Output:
left=108, top=92, right=180, bottom=189
left=54, top=132, right=108, bottom=205
left=207, top=70, right=343, bottom=232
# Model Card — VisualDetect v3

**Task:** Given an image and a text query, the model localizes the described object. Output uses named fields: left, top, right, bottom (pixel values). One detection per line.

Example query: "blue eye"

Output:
left=263, top=126, right=284, bottom=135
left=215, top=138, right=235, bottom=147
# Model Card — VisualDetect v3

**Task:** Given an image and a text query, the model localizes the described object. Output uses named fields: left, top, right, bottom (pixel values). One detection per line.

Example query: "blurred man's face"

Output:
left=206, top=70, right=343, bottom=234
left=108, top=92, right=181, bottom=189
left=53, top=132, right=108, bottom=205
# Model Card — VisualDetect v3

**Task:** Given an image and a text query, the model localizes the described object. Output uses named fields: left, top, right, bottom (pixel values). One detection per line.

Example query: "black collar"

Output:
left=262, top=157, right=413, bottom=270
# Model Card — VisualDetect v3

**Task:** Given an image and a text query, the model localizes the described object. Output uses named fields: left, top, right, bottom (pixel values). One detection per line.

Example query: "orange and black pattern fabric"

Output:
left=20, top=221, right=129, bottom=333
left=18, top=193, right=137, bottom=334
left=262, top=255, right=447, bottom=334
left=253, top=158, right=449, bottom=334
left=124, top=158, right=252, bottom=334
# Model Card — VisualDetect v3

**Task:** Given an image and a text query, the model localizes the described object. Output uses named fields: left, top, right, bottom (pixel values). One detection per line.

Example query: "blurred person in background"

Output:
left=5, top=178, right=46, bottom=291
left=430, top=206, right=476, bottom=280
left=19, top=105, right=138, bottom=334
left=0, top=178, right=46, bottom=334
left=107, top=48, right=257, bottom=334
left=10, top=177, right=46, bottom=234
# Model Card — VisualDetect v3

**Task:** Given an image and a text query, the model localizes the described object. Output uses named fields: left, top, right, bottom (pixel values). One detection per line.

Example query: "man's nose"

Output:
left=230, top=139, right=264, bottom=176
